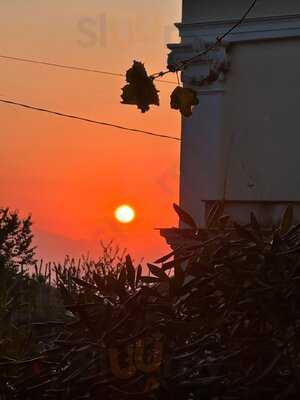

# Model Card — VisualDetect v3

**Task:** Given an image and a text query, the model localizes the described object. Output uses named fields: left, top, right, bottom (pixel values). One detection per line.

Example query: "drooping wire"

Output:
left=0, top=1, right=257, bottom=87
left=0, top=98, right=180, bottom=142
left=150, top=0, right=257, bottom=79
left=0, top=0, right=257, bottom=146
left=0, top=54, right=176, bottom=85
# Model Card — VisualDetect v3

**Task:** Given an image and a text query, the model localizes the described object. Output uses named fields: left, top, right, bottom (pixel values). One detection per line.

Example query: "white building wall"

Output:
left=222, top=38, right=300, bottom=202
left=167, top=0, right=300, bottom=226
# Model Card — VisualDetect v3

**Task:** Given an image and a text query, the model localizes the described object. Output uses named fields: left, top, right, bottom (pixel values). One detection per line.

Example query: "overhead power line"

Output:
left=0, top=54, right=176, bottom=85
left=151, top=0, right=258, bottom=79
left=0, top=0, right=257, bottom=88
left=0, top=98, right=180, bottom=142
left=0, top=0, right=257, bottom=146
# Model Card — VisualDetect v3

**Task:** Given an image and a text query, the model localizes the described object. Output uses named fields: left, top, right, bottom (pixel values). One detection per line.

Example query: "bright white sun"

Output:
left=115, top=205, right=135, bottom=224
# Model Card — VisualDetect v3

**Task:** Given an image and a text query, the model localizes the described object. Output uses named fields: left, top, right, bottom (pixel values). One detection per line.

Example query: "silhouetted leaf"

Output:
left=170, top=86, right=199, bottom=117
left=125, top=255, right=135, bottom=289
left=121, top=61, right=159, bottom=113
left=162, top=255, right=191, bottom=271
left=271, top=230, right=281, bottom=251
left=154, top=250, right=176, bottom=264
left=280, top=205, right=294, bottom=235
left=118, top=267, right=127, bottom=285
left=173, top=203, right=197, bottom=229
left=174, top=262, right=185, bottom=290
left=135, top=264, right=142, bottom=286
left=206, top=201, right=224, bottom=228
left=147, top=264, right=169, bottom=281
left=250, top=212, right=261, bottom=233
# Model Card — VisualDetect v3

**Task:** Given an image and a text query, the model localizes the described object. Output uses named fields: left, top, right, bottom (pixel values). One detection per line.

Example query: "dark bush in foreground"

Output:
left=2, top=203, right=300, bottom=399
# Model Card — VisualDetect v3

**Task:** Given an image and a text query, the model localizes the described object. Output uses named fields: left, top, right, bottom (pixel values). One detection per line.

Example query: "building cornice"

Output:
left=168, top=14, right=300, bottom=86
left=173, top=13, right=300, bottom=43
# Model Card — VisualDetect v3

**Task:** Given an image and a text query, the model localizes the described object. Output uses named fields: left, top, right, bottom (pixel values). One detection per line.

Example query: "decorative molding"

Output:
left=174, top=13, right=300, bottom=43
left=196, top=88, right=225, bottom=95
left=168, top=39, right=230, bottom=88
left=202, top=199, right=300, bottom=204
left=168, top=14, right=300, bottom=87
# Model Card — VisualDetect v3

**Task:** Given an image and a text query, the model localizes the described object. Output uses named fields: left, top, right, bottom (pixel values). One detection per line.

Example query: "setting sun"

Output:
left=115, top=205, right=136, bottom=224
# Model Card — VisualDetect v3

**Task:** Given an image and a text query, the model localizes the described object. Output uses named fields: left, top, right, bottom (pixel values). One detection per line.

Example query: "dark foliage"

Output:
left=0, top=208, right=35, bottom=273
left=0, top=210, right=63, bottom=400
left=2, top=204, right=300, bottom=399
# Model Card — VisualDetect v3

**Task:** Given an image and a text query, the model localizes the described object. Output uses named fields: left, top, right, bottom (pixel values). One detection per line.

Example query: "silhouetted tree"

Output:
left=0, top=208, right=35, bottom=274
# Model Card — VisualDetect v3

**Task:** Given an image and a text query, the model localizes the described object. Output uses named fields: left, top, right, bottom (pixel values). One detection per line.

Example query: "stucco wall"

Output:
left=171, top=0, right=300, bottom=227
left=182, top=0, right=300, bottom=24
left=222, top=38, right=300, bottom=201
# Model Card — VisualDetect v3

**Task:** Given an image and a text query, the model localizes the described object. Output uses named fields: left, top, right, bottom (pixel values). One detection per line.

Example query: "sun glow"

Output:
left=115, top=205, right=135, bottom=224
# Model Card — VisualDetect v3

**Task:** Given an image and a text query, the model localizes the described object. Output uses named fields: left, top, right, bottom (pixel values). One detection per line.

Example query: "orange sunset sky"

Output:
left=1, top=1, right=182, bottom=263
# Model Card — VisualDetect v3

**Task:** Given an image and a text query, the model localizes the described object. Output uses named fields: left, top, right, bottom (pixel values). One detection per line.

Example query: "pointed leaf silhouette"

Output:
left=147, top=264, right=169, bottom=281
left=118, top=266, right=127, bottom=285
left=280, top=205, right=293, bottom=235
left=250, top=211, right=261, bottom=233
left=250, top=211, right=263, bottom=242
left=173, top=203, right=197, bottom=229
left=206, top=201, right=224, bottom=228
left=170, top=86, right=199, bottom=117
left=135, top=264, right=142, bottom=286
left=121, top=61, right=159, bottom=113
left=174, top=261, right=185, bottom=291
left=126, top=255, right=135, bottom=289
left=154, top=249, right=176, bottom=264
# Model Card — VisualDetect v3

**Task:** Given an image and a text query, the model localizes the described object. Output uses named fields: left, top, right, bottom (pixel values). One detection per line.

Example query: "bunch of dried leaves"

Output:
left=121, top=61, right=200, bottom=118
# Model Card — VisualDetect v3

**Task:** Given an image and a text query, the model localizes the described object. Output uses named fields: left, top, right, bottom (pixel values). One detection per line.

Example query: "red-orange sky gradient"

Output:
left=1, top=1, right=182, bottom=263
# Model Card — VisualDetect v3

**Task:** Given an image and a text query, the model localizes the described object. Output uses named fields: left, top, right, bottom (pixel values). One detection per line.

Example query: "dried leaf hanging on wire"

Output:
left=121, top=61, right=159, bottom=113
left=170, top=86, right=199, bottom=117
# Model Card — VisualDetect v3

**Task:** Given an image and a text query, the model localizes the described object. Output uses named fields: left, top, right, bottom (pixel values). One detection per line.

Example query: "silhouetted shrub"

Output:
left=2, top=204, right=300, bottom=399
